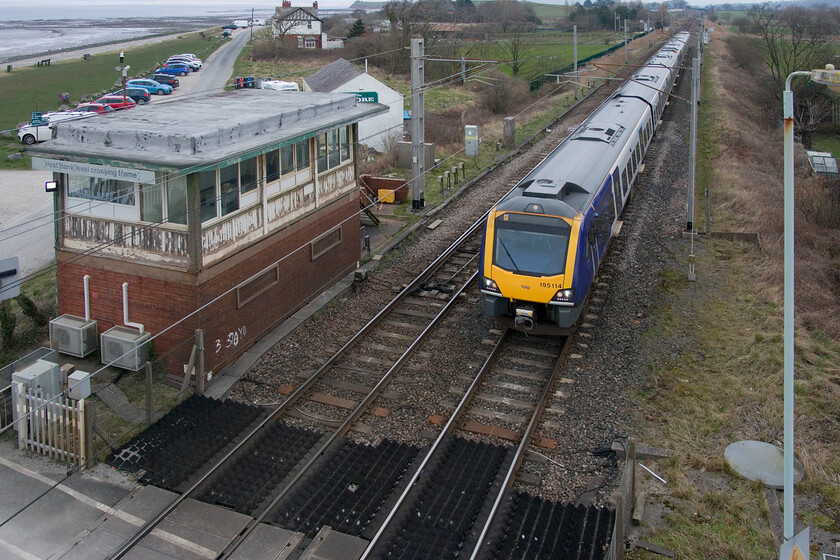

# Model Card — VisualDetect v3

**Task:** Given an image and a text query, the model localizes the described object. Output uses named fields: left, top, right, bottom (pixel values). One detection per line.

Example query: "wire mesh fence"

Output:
left=87, top=332, right=199, bottom=463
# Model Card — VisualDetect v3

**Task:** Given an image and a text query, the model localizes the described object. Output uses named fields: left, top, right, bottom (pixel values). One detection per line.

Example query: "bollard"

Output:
left=438, top=175, right=444, bottom=193
left=459, top=162, right=465, bottom=180
left=444, top=170, right=451, bottom=189
left=452, top=167, right=458, bottom=184
left=496, top=141, right=501, bottom=151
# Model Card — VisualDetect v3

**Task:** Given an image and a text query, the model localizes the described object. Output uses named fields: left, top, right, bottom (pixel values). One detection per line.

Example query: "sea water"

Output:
left=0, top=3, right=279, bottom=62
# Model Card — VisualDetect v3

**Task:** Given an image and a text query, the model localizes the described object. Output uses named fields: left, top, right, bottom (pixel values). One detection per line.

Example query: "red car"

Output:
left=74, top=103, right=117, bottom=114
left=94, top=95, right=137, bottom=110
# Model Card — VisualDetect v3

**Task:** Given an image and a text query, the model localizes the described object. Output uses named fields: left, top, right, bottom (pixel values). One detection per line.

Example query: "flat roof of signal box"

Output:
left=28, top=89, right=388, bottom=169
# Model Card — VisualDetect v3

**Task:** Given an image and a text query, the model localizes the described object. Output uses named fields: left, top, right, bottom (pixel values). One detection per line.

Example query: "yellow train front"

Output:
left=479, top=181, right=590, bottom=334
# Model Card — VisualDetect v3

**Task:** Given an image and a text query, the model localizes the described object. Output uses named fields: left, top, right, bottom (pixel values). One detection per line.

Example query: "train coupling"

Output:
left=514, top=306, right=535, bottom=330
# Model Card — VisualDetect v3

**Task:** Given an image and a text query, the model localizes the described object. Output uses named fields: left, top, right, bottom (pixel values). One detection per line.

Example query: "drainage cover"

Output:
left=724, top=440, right=803, bottom=489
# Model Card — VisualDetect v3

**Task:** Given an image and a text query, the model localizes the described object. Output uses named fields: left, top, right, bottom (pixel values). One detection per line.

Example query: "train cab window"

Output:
left=493, top=213, right=572, bottom=277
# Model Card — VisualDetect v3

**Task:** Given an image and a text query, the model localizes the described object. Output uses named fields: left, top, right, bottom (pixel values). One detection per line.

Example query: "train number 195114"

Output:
left=539, top=282, right=562, bottom=289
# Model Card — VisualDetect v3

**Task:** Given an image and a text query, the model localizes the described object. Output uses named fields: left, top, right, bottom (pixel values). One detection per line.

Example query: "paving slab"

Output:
left=228, top=523, right=304, bottom=560
left=0, top=486, right=108, bottom=559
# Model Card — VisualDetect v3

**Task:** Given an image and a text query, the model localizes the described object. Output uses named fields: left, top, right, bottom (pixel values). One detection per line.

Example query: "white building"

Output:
left=303, top=59, right=403, bottom=153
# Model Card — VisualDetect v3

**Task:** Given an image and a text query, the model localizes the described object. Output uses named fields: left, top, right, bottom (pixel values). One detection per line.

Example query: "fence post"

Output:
left=83, top=399, right=94, bottom=468
left=195, top=329, right=205, bottom=395
left=145, top=361, right=153, bottom=426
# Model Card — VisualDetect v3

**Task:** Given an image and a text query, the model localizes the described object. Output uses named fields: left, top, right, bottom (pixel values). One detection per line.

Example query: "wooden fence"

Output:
left=14, top=385, right=91, bottom=467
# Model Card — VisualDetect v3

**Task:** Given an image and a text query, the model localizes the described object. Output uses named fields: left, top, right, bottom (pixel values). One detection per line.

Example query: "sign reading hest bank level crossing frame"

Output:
left=347, top=91, right=378, bottom=103
left=31, top=157, right=155, bottom=184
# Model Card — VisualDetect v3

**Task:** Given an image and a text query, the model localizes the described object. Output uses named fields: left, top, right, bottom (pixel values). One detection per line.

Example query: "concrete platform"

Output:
left=58, top=487, right=255, bottom=560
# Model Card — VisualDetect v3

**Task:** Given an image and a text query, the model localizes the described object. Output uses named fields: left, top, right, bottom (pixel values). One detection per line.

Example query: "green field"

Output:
left=0, top=30, right=226, bottom=131
left=457, top=32, right=615, bottom=80
left=810, top=132, right=840, bottom=157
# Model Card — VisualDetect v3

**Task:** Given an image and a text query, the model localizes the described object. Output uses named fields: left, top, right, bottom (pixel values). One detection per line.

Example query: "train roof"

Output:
left=497, top=94, right=649, bottom=218
left=495, top=32, right=688, bottom=219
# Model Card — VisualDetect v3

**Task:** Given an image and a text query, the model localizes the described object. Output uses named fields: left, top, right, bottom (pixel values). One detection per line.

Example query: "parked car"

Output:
left=18, top=112, right=94, bottom=145
left=74, top=102, right=116, bottom=114
left=110, top=87, right=151, bottom=104
left=159, top=63, right=191, bottom=76
left=127, top=79, right=173, bottom=95
left=94, top=95, right=137, bottom=110
left=166, top=57, right=201, bottom=71
left=222, top=29, right=232, bottom=37
left=177, top=53, right=202, bottom=62
left=151, top=73, right=180, bottom=88
left=221, top=24, right=237, bottom=30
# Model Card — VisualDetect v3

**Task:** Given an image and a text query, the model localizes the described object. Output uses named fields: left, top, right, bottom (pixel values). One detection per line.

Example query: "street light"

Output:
left=781, top=63, right=840, bottom=545
left=116, top=65, right=131, bottom=105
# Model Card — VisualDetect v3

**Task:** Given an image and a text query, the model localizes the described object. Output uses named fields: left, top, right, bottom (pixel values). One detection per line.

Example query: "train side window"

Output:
left=622, top=166, right=630, bottom=195
left=636, top=142, right=642, bottom=162
left=612, top=169, right=620, bottom=196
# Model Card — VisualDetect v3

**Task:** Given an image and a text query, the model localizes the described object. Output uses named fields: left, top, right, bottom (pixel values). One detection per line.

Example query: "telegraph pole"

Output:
left=410, top=38, right=425, bottom=210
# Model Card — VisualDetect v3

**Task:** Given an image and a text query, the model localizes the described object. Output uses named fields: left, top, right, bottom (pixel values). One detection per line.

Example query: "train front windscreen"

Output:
left=492, top=213, right=571, bottom=277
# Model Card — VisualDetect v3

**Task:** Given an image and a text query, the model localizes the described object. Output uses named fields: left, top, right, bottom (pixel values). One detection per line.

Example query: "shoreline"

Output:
left=3, top=26, right=218, bottom=68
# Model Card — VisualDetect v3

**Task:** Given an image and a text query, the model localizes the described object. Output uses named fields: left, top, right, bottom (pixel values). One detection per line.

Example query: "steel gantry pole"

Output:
left=410, top=37, right=425, bottom=210
left=573, top=26, right=578, bottom=99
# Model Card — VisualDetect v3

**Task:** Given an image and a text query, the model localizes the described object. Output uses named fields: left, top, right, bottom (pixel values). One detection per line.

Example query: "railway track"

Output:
left=103, top=220, right=611, bottom=559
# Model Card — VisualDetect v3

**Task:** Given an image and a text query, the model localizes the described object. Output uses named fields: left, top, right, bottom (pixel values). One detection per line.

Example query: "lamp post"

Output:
left=781, top=64, right=840, bottom=544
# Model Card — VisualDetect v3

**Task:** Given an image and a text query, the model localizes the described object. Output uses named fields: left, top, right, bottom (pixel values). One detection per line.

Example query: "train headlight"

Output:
left=481, top=276, right=501, bottom=294
left=550, top=288, right=574, bottom=306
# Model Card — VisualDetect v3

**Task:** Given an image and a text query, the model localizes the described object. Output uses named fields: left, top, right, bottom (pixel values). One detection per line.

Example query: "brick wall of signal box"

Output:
left=57, top=194, right=360, bottom=380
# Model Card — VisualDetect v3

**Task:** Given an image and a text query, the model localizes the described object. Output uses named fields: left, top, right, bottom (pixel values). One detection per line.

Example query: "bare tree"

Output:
left=382, top=0, right=436, bottom=74
left=749, top=5, right=837, bottom=97
left=499, top=26, right=535, bottom=77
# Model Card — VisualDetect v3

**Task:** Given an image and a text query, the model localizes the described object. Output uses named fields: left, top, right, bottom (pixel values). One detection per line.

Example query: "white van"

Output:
left=260, top=80, right=299, bottom=92
left=232, top=20, right=250, bottom=29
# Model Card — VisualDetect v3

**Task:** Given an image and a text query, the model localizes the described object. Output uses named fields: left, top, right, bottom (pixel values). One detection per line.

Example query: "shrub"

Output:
left=479, top=72, right=532, bottom=115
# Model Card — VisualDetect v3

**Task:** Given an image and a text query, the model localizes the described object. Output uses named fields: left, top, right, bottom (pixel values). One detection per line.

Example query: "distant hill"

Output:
left=347, top=1, right=387, bottom=11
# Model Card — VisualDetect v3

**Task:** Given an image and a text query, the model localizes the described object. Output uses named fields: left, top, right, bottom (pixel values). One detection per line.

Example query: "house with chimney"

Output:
left=271, top=1, right=344, bottom=49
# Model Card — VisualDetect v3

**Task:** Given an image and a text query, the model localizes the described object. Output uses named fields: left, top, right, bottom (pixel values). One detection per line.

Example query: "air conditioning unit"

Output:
left=12, top=359, right=61, bottom=398
left=49, top=314, right=98, bottom=358
left=100, top=326, right=151, bottom=371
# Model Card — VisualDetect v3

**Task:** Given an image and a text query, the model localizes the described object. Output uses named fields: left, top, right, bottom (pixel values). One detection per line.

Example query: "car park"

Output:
left=111, top=87, right=152, bottom=104
left=159, top=63, right=191, bottom=76
left=127, top=79, right=173, bottom=95
left=166, top=56, right=201, bottom=71
left=94, top=95, right=137, bottom=110
left=18, top=111, right=94, bottom=145
left=74, top=103, right=116, bottom=114
left=151, top=74, right=180, bottom=88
